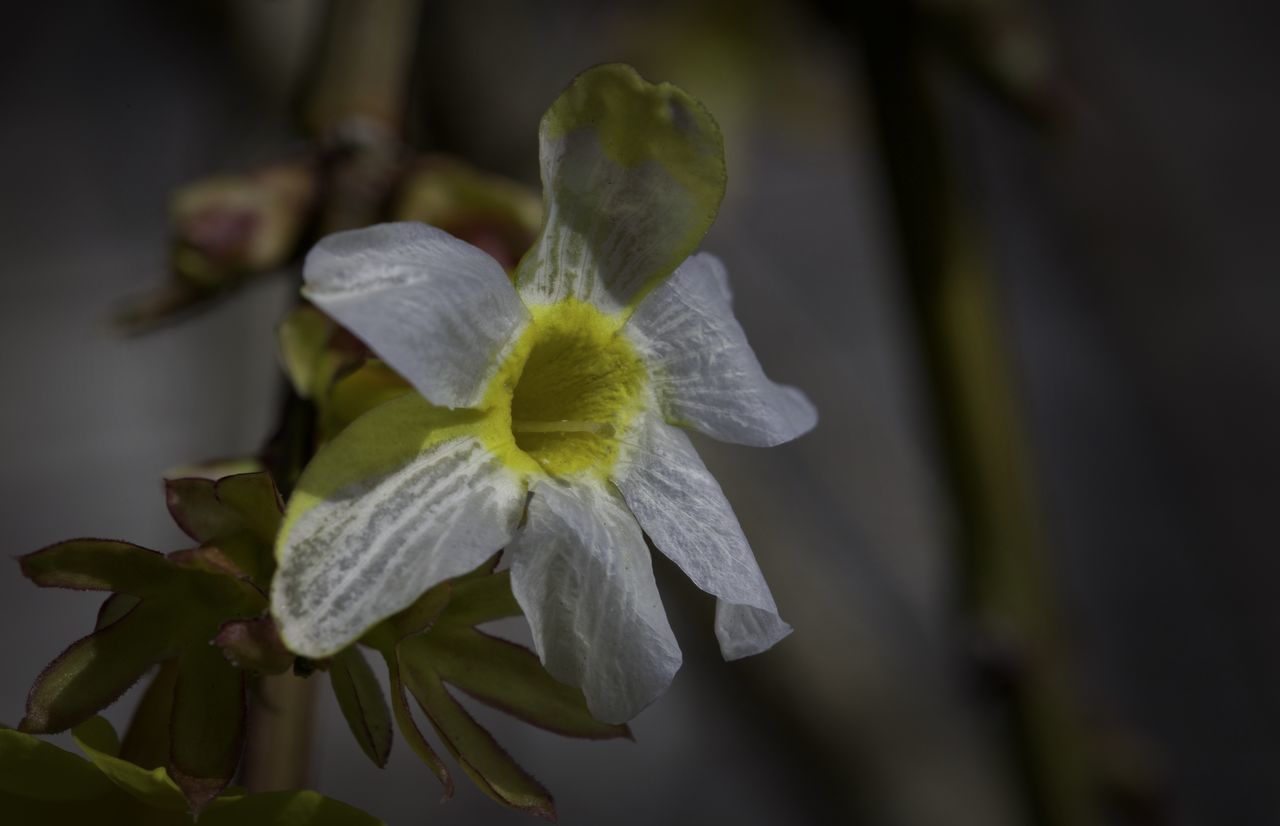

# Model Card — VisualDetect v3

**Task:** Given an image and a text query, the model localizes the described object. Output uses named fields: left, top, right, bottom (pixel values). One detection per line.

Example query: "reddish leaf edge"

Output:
left=385, top=654, right=454, bottom=800
left=18, top=601, right=160, bottom=734
left=16, top=538, right=165, bottom=592
left=168, top=667, right=247, bottom=815
left=164, top=471, right=284, bottom=544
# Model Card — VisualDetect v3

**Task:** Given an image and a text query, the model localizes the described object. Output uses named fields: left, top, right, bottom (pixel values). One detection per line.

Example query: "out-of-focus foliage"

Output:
left=0, top=718, right=384, bottom=825
left=119, top=159, right=321, bottom=331
left=393, top=154, right=541, bottom=269
left=120, top=151, right=541, bottom=333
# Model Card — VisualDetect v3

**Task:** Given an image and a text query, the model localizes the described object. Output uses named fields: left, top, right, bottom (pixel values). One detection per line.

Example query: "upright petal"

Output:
left=613, top=415, right=792, bottom=660
left=304, top=222, right=528, bottom=409
left=508, top=478, right=682, bottom=724
left=273, top=394, right=527, bottom=657
left=515, top=64, right=726, bottom=315
left=626, top=252, right=817, bottom=446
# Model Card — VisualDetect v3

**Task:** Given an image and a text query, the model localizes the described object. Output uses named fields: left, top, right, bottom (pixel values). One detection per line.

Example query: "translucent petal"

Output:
left=303, top=222, right=528, bottom=409
left=627, top=252, right=817, bottom=446
left=515, top=64, right=725, bottom=315
left=613, top=415, right=792, bottom=660
left=272, top=395, right=527, bottom=657
left=508, top=479, right=682, bottom=724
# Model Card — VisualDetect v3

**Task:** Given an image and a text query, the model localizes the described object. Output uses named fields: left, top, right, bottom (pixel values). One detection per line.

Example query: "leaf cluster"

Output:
left=336, top=555, right=631, bottom=820
left=17, top=471, right=284, bottom=814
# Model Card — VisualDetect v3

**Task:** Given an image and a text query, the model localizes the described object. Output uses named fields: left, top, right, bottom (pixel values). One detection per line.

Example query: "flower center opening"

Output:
left=501, top=300, right=646, bottom=477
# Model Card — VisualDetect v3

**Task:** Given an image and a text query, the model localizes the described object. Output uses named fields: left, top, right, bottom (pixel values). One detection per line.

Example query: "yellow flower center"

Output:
left=483, top=299, right=646, bottom=478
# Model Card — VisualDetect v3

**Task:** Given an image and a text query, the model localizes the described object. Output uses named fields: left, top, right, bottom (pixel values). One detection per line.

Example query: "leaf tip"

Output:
left=170, top=766, right=228, bottom=818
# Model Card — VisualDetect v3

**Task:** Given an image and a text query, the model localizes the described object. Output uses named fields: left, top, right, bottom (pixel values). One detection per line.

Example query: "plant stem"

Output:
left=242, top=382, right=316, bottom=793
left=241, top=671, right=319, bottom=793
left=239, top=0, right=424, bottom=792
left=846, top=3, right=1096, bottom=824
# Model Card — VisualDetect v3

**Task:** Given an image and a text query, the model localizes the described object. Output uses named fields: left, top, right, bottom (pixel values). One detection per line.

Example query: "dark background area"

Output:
left=2, top=2, right=1277, bottom=824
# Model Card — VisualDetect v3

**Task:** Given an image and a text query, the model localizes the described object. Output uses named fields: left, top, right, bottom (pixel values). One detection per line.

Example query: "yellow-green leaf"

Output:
left=72, top=716, right=188, bottom=811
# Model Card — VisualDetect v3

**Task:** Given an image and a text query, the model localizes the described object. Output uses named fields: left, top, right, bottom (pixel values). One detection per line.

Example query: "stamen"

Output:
left=512, top=419, right=615, bottom=436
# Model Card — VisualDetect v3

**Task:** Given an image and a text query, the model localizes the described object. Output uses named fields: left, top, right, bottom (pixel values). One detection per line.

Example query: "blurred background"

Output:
left=2, top=1, right=1277, bottom=824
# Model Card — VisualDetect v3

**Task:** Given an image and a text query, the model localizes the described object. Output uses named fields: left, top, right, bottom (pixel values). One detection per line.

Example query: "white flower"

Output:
left=271, top=65, right=817, bottom=723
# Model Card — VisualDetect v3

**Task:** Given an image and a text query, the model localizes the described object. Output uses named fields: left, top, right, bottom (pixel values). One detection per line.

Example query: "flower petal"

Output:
left=272, top=394, right=527, bottom=657
left=303, top=222, right=528, bottom=409
left=613, top=415, right=792, bottom=660
left=626, top=252, right=817, bottom=446
left=515, top=64, right=726, bottom=315
left=508, top=478, right=682, bottom=724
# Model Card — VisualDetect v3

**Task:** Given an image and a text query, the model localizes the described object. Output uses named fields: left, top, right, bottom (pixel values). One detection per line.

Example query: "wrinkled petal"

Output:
left=508, top=478, right=681, bottom=724
left=515, top=64, right=726, bottom=315
left=613, top=414, right=791, bottom=660
left=714, top=601, right=793, bottom=660
left=273, top=394, right=526, bottom=657
left=626, top=252, right=817, bottom=446
left=303, top=222, right=528, bottom=409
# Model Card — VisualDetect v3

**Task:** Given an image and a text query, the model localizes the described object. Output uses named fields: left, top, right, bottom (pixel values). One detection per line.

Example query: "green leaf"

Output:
left=165, top=471, right=283, bottom=585
left=20, top=539, right=175, bottom=596
left=383, top=652, right=453, bottom=798
left=366, top=557, right=627, bottom=818
left=0, top=724, right=116, bottom=801
left=0, top=789, right=142, bottom=826
left=404, top=629, right=628, bottom=740
left=388, top=579, right=455, bottom=641
left=120, top=659, right=179, bottom=769
left=320, top=360, right=413, bottom=441
left=96, top=592, right=142, bottom=630
left=202, top=789, right=387, bottom=825
left=433, top=568, right=521, bottom=629
left=22, top=599, right=178, bottom=733
left=72, top=713, right=121, bottom=754
left=72, top=716, right=189, bottom=811
left=21, top=535, right=267, bottom=811
left=330, top=647, right=393, bottom=768
left=214, top=617, right=294, bottom=674
left=278, top=304, right=343, bottom=399
left=399, top=665, right=554, bottom=819
left=4, top=717, right=386, bottom=825
left=169, top=645, right=247, bottom=812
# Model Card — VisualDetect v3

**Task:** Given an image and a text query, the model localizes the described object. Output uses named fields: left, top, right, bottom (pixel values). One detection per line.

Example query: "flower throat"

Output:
left=496, top=300, right=646, bottom=477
